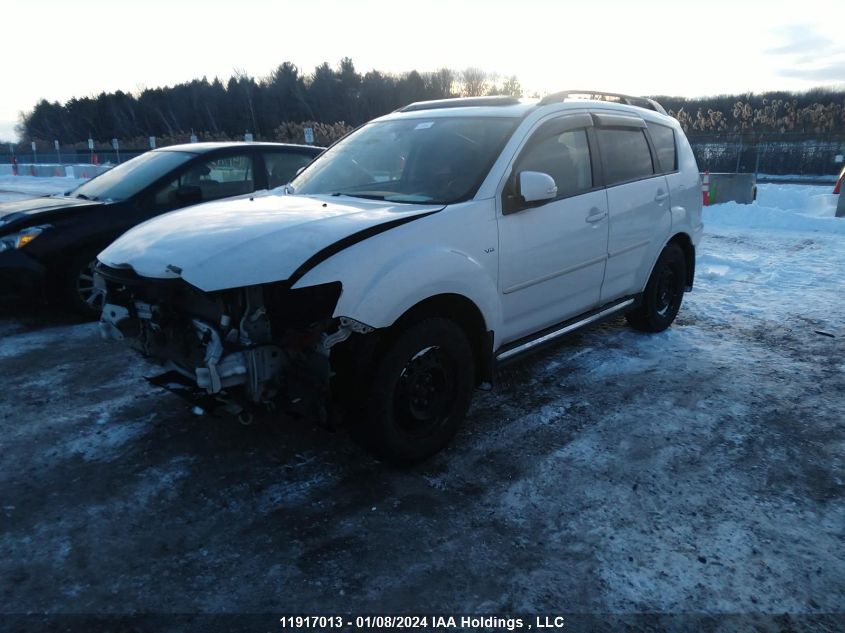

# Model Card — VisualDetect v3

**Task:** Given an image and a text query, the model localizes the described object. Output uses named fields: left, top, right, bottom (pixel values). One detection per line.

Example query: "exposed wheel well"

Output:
left=392, top=294, right=493, bottom=384
left=668, top=233, right=695, bottom=290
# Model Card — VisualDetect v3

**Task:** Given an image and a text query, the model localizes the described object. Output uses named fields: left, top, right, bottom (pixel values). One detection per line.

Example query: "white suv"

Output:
left=97, top=91, right=703, bottom=464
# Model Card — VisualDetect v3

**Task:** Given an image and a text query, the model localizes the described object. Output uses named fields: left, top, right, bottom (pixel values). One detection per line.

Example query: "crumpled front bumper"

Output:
left=96, top=266, right=362, bottom=422
left=99, top=302, right=285, bottom=401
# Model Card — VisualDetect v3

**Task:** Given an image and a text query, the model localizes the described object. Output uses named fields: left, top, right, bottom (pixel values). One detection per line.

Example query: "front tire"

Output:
left=355, top=317, right=475, bottom=465
left=64, top=255, right=105, bottom=319
left=626, top=243, right=687, bottom=333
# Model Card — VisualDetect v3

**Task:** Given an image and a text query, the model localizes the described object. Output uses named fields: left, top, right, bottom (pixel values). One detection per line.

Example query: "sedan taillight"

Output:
left=834, top=167, right=845, bottom=195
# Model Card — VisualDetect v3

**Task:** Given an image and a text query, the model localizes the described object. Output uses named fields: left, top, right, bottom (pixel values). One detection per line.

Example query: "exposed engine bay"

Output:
left=96, top=264, right=373, bottom=423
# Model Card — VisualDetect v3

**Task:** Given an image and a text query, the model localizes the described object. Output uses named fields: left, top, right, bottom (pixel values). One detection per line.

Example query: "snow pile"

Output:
left=757, top=173, right=839, bottom=183
left=705, top=183, right=843, bottom=234
left=756, top=184, right=838, bottom=216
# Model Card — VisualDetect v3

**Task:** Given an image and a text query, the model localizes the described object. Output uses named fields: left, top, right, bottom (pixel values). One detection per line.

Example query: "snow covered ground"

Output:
left=0, top=183, right=842, bottom=627
left=0, top=175, right=86, bottom=202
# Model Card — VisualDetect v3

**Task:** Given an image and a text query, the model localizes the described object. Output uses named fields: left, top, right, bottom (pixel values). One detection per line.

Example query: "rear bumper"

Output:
left=0, top=249, right=47, bottom=303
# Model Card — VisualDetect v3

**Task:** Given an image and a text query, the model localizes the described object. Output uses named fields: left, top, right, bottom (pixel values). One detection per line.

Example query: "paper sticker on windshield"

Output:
left=414, top=121, right=435, bottom=130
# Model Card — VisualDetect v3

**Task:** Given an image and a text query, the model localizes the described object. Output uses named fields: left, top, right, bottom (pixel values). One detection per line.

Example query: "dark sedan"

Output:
left=0, top=141, right=322, bottom=315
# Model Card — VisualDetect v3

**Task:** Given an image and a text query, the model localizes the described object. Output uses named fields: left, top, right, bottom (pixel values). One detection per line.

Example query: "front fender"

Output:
left=293, top=244, right=502, bottom=339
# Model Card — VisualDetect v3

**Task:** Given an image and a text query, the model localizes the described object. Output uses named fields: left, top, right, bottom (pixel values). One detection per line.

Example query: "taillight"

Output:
left=835, top=168, right=845, bottom=195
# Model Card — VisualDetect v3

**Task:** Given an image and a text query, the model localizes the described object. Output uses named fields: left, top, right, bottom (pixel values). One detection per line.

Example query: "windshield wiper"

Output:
left=330, top=192, right=386, bottom=201
left=75, top=193, right=90, bottom=200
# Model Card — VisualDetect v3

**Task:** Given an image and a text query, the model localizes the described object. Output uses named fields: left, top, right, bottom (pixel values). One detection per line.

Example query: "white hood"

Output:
left=99, top=194, right=443, bottom=292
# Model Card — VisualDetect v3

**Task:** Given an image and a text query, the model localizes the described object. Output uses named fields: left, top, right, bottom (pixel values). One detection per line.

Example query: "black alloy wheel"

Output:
left=354, top=317, right=475, bottom=465
left=65, top=256, right=105, bottom=319
left=626, top=243, right=687, bottom=333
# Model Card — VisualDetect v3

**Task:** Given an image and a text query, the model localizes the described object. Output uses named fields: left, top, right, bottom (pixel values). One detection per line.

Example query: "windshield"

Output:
left=70, top=150, right=195, bottom=201
left=289, top=117, right=519, bottom=204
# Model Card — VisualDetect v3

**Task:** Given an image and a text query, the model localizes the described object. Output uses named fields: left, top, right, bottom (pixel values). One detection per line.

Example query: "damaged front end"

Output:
left=96, top=264, right=372, bottom=423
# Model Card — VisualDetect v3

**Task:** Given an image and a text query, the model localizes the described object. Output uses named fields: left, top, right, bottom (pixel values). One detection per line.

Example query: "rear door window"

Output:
left=264, top=151, right=318, bottom=189
left=596, top=128, right=655, bottom=186
left=152, top=153, right=254, bottom=207
left=647, top=123, right=677, bottom=173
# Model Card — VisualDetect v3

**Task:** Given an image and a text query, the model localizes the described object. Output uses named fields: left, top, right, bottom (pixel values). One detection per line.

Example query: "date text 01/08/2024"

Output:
left=278, top=615, right=568, bottom=629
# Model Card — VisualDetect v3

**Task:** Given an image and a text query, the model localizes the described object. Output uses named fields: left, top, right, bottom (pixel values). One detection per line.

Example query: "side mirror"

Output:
left=519, top=171, right=558, bottom=203
left=172, top=185, right=202, bottom=205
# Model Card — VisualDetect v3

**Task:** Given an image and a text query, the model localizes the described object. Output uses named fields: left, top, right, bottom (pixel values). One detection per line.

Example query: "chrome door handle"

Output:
left=655, top=191, right=669, bottom=202
left=585, top=208, right=607, bottom=223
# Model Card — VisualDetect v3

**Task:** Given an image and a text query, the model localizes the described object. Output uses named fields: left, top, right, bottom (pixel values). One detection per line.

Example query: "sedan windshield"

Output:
left=70, top=150, right=195, bottom=202
left=289, top=117, right=518, bottom=204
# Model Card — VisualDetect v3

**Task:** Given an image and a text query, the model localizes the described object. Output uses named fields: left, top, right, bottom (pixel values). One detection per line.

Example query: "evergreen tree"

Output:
left=16, top=60, right=845, bottom=143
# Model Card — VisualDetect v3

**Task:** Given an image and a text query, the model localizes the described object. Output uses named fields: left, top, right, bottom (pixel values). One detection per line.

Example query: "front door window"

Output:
left=153, top=154, right=255, bottom=207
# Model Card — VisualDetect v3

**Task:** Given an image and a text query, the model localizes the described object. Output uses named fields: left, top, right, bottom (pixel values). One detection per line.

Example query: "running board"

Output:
left=496, top=298, right=635, bottom=363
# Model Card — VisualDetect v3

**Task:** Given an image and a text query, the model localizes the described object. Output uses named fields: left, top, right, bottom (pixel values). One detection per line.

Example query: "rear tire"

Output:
left=352, top=317, right=475, bottom=465
left=626, top=243, right=687, bottom=333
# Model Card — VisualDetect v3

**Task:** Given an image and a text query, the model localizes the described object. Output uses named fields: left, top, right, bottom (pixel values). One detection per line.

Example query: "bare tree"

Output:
left=500, top=75, right=523, bottom=97
left=461, top=67, right=489, bottom=97
left=428, top=67, right=456, bottom=98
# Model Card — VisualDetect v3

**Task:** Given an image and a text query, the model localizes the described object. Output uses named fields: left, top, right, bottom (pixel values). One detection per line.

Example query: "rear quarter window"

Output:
left=596, top=127, right=655, bottom=186
left=648, top=123, right=677, bottom=173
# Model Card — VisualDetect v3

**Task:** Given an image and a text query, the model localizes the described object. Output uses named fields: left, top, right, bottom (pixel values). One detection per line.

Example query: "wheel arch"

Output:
left=667, top=232, right=695, bottom=290
left=391, top=293, right=494, bottom=385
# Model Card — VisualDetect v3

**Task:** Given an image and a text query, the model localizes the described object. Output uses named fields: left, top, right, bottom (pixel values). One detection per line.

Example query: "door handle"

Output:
left=585, top=208, right=607, bottom=223
left=655, top=190, right=669, bottom=202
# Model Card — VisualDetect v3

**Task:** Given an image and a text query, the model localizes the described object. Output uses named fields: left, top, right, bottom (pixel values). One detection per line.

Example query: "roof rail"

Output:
left=538, top=90, right=668, bottom=116
left=399, top=96, right=521, bottom=112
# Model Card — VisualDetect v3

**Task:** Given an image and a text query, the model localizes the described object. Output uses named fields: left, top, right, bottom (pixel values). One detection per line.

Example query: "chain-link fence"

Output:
left=688, top=133, right=845, bottom=177
left=6, top=132, right=845, bottom=177
left=6, top=150, right=148, bottom=165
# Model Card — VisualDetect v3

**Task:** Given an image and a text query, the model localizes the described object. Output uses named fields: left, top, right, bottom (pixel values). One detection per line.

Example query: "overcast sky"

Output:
left=1, top=0, right=844, bottom=141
